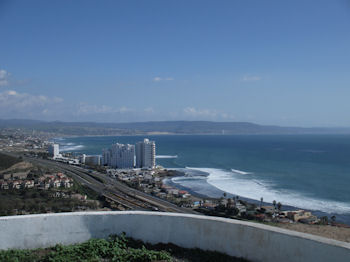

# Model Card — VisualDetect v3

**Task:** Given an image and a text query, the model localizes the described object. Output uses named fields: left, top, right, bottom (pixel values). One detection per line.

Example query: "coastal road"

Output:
left=23, top=156, right=197, bottom=214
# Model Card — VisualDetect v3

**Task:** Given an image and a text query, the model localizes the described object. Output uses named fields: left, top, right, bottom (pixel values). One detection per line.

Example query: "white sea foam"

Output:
left=231, top=168, right=252, bottom=175
left=60, top=145, right=85, bottom=152
left=172, top=176, right=207, bottom=182
left=185, top=167, right=350, bottom=214
left=156, top=155, right=178, bottom=159
left=172, top=167, right=207, bottom=182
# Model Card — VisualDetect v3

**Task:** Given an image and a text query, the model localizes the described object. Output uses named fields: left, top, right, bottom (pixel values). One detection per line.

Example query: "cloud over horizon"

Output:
left=0, top=69, right=10, bottom=86
left=0, top=90, right=63, bottom=119
left=241, top=75, right=262, bottom=82
left=0, top=89, right=238, bottom=123
left=153, top=76, right=174, bottom=82
left=183, top=107, right=235, bottom=121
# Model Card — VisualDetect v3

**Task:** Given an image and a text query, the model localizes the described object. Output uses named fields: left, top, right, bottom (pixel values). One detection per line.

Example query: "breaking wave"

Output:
left=182, top=167, right=350, bottom=214
left=156, top=155, right=178, bottom=159
left=231, top=168, right=252, bottom=175
left=60, top=144, right=85, bottom=152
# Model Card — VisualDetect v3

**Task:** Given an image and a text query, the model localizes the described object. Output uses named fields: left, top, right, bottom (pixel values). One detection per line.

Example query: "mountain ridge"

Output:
left=1, top=119, right=350, bottom=136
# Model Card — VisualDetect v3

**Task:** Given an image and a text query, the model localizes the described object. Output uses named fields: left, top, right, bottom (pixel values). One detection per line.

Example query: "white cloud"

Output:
left=0, top=69, right=10, bottom=86
left=7, top=90, right=17, bottom=95
left=0, top=90, right=64, bottom=119
left=153, top=76, right=174, bottom=82
left=241, top=75, right=262, bottom=82
left=0, top=90, right=62, bottom=108
left=0, top=69, right=30, bottom=87
left=76, top=103, right=133, bottom=115
left=144, top=107, right=155, bottom=113
left=183, top=107, right=235, bottom=120
left=183, top=107, right=218, bottom=118
left=0, top=88, right=238, bottom=122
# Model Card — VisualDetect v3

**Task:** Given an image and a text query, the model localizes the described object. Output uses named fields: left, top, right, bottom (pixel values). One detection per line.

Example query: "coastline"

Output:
left=163, top=168, right=350, bottom=225
left=56, top=135, right=350, bottom=225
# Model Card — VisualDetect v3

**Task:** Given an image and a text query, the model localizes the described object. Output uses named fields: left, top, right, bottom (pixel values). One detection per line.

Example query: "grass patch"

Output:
left=0, top=188, right=99, bottom=216
left=0, top=153, right=21, bottom=171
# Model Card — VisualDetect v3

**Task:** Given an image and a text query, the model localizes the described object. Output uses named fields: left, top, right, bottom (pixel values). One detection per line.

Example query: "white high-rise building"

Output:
left=105, top=143, right=135, bottom=169
left=102, top=148, right=111, bottom=166
left=136, top=138, right=156, bottom=168
left=80, top=154, right=86, bottom=164
left=116, top=144, right=135, bottom=169
left=48, top=144, right=60, bottom=158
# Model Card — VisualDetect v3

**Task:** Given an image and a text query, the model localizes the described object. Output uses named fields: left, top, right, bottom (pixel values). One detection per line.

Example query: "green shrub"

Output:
left=0, top=234, right=171, bottom=262
left=0, top=233, right=247, bottom=262
left=0, top=249, right=38, bottom=262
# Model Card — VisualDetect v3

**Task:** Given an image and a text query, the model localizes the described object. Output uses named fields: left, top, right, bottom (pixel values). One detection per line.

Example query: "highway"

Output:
left=24, top=156, right=197, bottom=214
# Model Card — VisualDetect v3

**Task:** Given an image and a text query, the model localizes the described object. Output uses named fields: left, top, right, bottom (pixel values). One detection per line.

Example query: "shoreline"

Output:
left=56, top=135, right=350, bottom=225
left=163, top=168, right=350, bottom=225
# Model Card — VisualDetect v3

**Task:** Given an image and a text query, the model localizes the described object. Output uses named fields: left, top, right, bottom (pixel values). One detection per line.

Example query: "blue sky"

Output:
left=1, top=0, right=350, bottom=126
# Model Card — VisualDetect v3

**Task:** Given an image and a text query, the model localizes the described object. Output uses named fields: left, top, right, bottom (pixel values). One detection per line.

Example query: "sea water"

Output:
left=55, top=135, right=350, bottom=223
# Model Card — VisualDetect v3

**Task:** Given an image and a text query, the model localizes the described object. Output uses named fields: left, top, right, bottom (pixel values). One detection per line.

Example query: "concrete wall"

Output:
left=0, top=211, right=349, bottom=262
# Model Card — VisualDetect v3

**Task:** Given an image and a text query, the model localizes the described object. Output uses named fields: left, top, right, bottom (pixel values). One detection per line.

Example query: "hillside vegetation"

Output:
left=0, top=234, right=248, bottom=262
left=0, top=153, right=21, bottom=171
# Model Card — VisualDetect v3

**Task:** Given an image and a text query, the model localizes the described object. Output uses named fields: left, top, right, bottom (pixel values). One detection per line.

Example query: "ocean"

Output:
left=55, top=135, right=350, bottom=224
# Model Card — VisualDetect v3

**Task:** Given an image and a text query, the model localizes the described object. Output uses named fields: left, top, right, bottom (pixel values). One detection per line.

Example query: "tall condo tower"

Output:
left=102, top=148, right=111, bottom=166
left=107, top=143, right=135, bottom=169
left=136, top=138, right=156, bottom=168
left=48, top=143, right=60, bottom=158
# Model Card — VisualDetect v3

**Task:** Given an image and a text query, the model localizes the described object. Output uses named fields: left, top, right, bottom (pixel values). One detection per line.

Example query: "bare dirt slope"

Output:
left=0, top=161, right=33, bottom=174
left=276, top=223, right=350, bottom=243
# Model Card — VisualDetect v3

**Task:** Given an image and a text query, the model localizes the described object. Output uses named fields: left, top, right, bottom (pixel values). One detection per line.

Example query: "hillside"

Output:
left=1, top=119, right=350, bottom=136
left=0, top=153, right=22, bottom=171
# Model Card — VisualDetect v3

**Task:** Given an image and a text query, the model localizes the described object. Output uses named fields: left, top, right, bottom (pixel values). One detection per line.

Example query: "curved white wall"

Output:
left=0, top=211, right=349, bottom=262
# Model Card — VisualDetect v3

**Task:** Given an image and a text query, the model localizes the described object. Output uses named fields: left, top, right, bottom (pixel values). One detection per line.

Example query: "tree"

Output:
left=320, top=216, right=328, bottom=225
left=272, top=200, right=276, bottom=209
left=227, top=198, right=232, bottom=209
left=232, top=197, right=237, bottom=207
left=260, top=197, right=263, bottom=209
left=277, top=202, right=282, bottom=211
left=223, top=192, right=227, bottom=198
left=331, top=215, right=336, bottom=223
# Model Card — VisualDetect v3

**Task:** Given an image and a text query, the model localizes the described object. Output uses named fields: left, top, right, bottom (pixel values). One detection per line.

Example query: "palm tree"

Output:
left=277, top=202, right=282, bottom=211
left=232, top=197, right=237, bottom=207
left=227, top=198, right=232, bottom=208
left=331, top=215, right=336, bottom=223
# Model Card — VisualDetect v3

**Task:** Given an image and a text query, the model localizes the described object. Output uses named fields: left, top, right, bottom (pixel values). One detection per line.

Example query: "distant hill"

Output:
left=0, top=119, right=350, bottom=136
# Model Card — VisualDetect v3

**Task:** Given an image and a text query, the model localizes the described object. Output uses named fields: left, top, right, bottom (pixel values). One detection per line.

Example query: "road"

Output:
left=24, top=156, right=197, bottom=214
